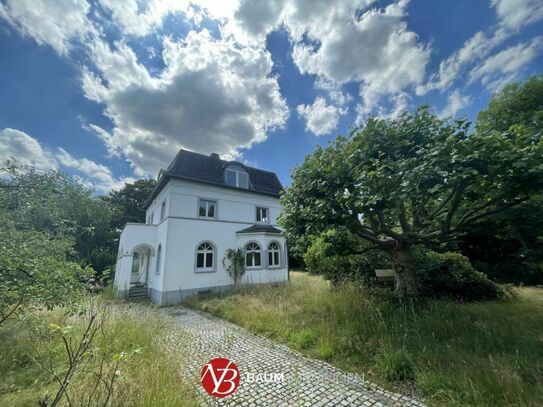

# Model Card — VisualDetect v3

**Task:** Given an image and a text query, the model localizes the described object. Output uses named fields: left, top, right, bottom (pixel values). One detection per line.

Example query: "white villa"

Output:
left=113, top=150, right=289, bottom=304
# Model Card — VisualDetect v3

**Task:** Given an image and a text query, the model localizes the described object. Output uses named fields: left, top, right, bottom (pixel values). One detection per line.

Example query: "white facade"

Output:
left=114, top=176, right=288, bottom=305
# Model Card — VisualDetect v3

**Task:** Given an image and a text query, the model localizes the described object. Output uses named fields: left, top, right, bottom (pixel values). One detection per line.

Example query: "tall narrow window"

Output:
left=155, top=244, right=162, bottom=274
left=150, top=213, right=154, bottom=224
left=196, top=242, right=215, bottom=271
left=245, top=242, right=261, bottom=268
left=268, top=242, right=280, bottom=267
left=198, top=199, right=216, bottom=218
left=160, top=201, right=166, bottom=221
left=256, top=207, right=269, bottom=223
left=226, top=170, right=237, bottom=187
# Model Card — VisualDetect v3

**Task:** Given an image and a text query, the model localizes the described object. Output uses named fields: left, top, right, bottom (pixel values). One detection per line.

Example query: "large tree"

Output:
left=105, top=179, right=156, bottom=230
left=0, top=162, right=119, bottom=272
left=455, top=75, right=543, bottom=284
left=280, top=105, right=543, bottom=296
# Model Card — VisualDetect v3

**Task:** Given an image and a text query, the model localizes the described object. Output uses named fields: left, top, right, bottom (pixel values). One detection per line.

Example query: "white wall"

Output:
left=162, top=218, right=287, bottom=293
left=147, top=179, right=282, bottom=226
left=116, top=177, right=288, bottom=302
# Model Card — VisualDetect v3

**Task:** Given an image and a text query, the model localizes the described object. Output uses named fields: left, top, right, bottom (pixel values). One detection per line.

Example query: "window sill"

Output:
left=194, top=268, right=216, bottom=273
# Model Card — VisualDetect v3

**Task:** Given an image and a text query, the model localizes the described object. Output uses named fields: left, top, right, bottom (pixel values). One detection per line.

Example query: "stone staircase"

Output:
left=128, top=283, right=148, bottom=301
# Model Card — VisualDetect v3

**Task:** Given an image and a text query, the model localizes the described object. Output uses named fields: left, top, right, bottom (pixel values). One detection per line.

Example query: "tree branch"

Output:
left=397, top=201, right=412, bottom=232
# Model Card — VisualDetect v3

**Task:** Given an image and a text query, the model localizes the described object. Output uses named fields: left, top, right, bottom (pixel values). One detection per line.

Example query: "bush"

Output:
left=413, top=248, right=506, bottom=301
left=304, top=228, right=390, bottom=285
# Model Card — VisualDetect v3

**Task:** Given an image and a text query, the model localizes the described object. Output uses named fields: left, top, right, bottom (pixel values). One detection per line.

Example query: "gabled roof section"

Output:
left=144, top=150, right=283, bottom=208
left=236, top=224, right=282, bottom=234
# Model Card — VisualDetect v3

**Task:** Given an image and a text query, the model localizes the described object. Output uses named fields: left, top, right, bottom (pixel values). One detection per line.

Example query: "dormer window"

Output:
left=225, top=167, right=249, bottom=189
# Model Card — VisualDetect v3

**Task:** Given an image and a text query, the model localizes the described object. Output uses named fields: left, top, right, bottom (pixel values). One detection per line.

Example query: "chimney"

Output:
left=210, top=153, right=220, bottom=159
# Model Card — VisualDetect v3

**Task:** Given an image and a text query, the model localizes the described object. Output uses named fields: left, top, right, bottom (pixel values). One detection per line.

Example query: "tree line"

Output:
left=0, top=162, right=155, bottom=322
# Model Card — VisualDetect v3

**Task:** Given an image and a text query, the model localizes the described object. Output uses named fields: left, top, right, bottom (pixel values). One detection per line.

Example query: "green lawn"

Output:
left=185, top=271, right=543, bottom=407
left=0, top=298, right=198, bottom=407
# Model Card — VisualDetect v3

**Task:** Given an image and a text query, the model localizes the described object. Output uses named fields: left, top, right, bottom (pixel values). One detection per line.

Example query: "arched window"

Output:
left=245, top=242, right=261, bottom=268
left=155, top=244, right=162, bottom=274
left=196, top=241, right=215, bottom=271
left=268, top=242, right=280, bottom=267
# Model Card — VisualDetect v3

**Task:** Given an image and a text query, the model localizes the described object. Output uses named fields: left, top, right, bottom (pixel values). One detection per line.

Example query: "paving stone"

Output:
left=155, top=306, right=426, bottom=407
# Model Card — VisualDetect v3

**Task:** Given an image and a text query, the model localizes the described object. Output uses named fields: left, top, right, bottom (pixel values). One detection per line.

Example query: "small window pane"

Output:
left=268, top=252, right=273, bottom=265
left=207, top=202, right=215, bottom=218
left=274, top=252, right=279, bottom=266
left=199, top=201, right=207, bottom=217
left=238, top=172, right=248, bottom=188
left=254, top=252, right=261, bottom=266
left=197, top=253, right=204, bottom=268
left=205, top=252, right=213, bottom=268
left=226, top=170, right=236, bottom=186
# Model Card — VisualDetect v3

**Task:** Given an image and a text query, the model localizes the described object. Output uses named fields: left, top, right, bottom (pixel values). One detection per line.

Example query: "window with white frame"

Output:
left=196, top=242, right=215, bottom=271
left=198, top=199, right=216, bottom=218
left=256, top=207, right=269, bottom=223
left=160, top=201, right=166, bottom=221
left=225, top=168, right=249, bottom=189
left=268, top=242, right=280, bottom=267
left=245, top=242, right=261, bottom=267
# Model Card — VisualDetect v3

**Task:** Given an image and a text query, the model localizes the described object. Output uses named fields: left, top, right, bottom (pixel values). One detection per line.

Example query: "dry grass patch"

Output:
left=186, top=272, right=543, bottom=407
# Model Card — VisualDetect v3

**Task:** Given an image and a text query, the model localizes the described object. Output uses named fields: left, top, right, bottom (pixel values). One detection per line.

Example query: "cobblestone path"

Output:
left=158, top=306, right=426, bottom=407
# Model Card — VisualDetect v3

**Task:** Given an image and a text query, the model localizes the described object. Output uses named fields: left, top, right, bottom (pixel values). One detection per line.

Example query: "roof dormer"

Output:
left=224, top=164, right=249, bottom=189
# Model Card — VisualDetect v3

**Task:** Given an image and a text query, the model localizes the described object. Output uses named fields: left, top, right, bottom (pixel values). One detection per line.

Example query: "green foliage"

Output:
left=454, top=76, right=543, bottom=285
left=304, top=228, right=390, bottom=285
left=0, top=218, right=92, bottom=323
left=280, top=96, right=543, bottom=295
left=104, top=179, right=157, bottom=230
left=0, top=161, right=119, bottom=274
left=0, top=300, right=198, bottom=406
left=375, top=347, right=414, bottom=382
left=413, top=248, right=506, bottom=301
left=456, top=197, right=543, bottom=285
left=187, top=272, right=543, bottom=407
left=476, top=75, right=543, bottom=134
left=223, top=248, right=245, bottom=286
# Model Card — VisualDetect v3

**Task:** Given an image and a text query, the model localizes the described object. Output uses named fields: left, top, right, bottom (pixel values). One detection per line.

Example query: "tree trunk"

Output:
left=392, top=247, right=418, bottom=297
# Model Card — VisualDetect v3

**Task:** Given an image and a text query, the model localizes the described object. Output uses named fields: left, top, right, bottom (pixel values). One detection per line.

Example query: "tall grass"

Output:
left=0, top=297, right=198, bottom=406
left=186, top=272, right=543, bottom=406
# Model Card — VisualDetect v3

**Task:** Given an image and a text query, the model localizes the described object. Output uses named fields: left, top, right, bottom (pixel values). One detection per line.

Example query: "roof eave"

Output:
left=142, top=171, right=282, bottom=210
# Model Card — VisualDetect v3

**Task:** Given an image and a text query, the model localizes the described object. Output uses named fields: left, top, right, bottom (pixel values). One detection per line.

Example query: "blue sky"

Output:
left=0, top=0, right=542, bottom=193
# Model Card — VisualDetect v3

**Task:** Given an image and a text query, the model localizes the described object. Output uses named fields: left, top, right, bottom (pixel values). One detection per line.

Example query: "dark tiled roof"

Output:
left=236, top=224, right=283, bottom=234
left=144, top=150, right=283, bottom=208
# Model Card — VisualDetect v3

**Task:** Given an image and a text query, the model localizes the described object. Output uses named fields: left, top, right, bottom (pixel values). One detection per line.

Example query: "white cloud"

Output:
left=491, top=0, right=543, bottom=31
left=469, top=37, right=543, bottom=90
left=83, top=30, right=289, bottom=175
left=95, top=0, right=242, bottom=37
left=417, top=31, right=500, bottom=94
left=297, top=97, right=346, bottom=136
left=0, top=0, right=95, bottom=55
left=0, top=128, right=58, bottom=169
left=0, top=127, right=131, bottom=193
left=230, top=0, right=429, bottom=115
left=56, top=148, right=134, bottom=193
left=418, top=0, right=543, bottom=95
left=439, top=90, right=472, bottom=118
